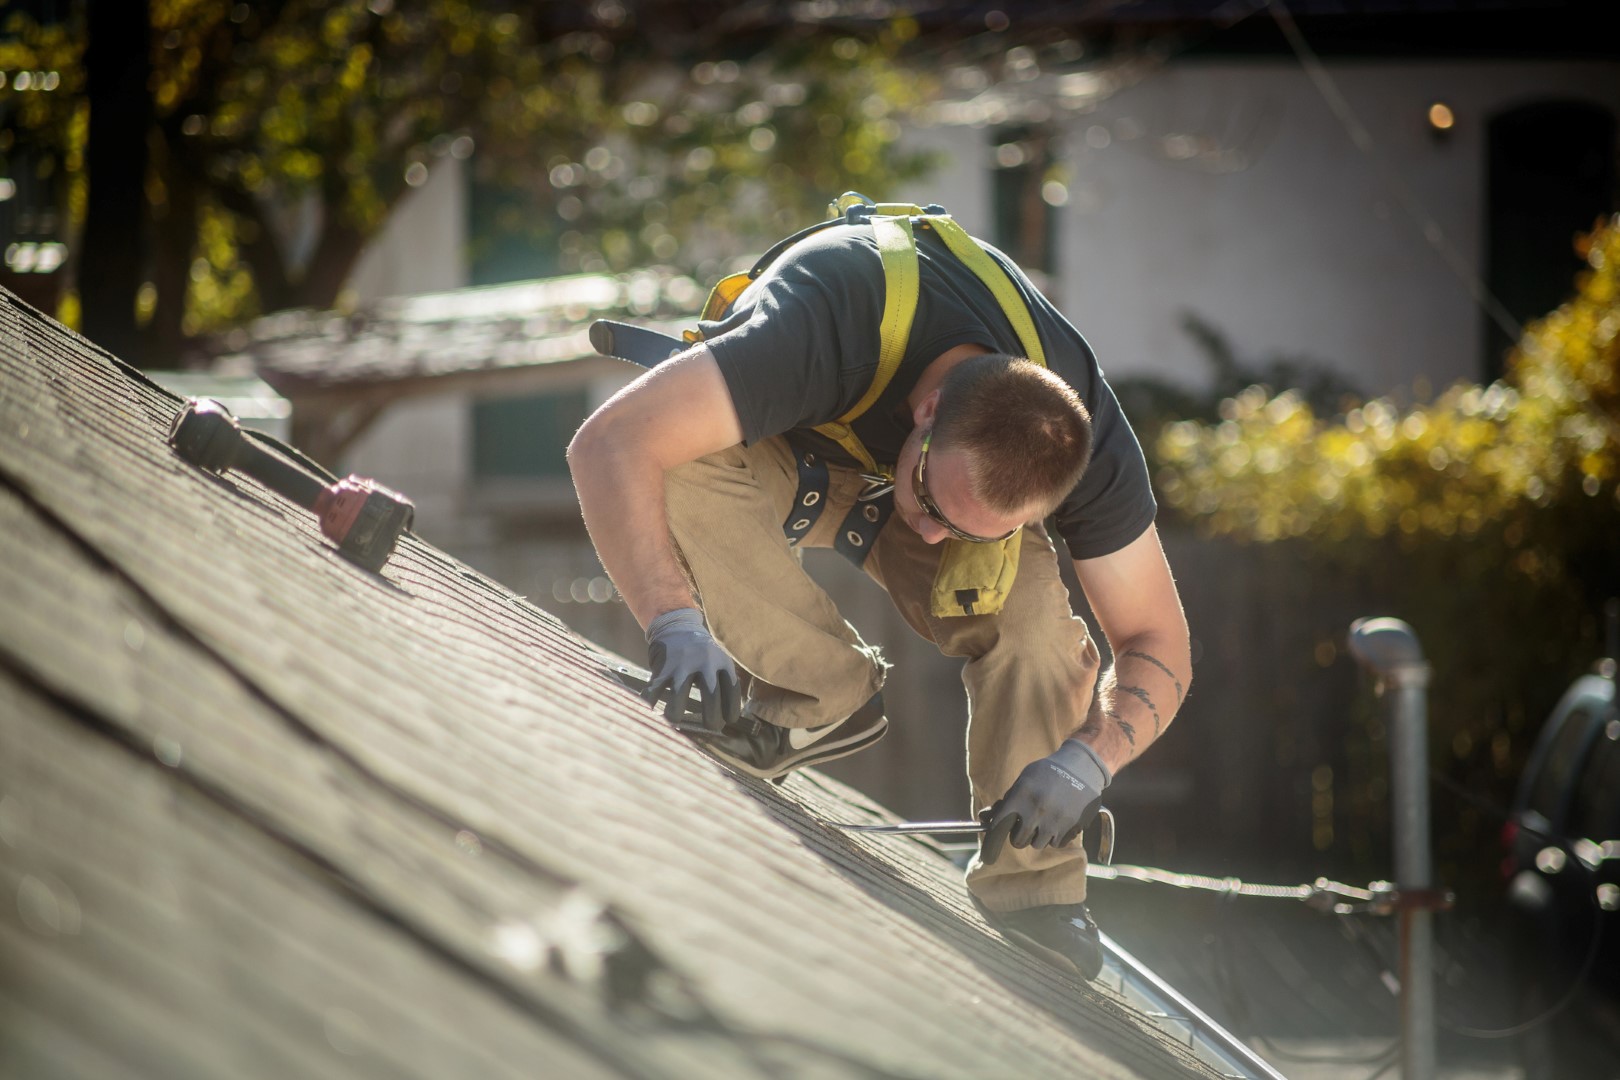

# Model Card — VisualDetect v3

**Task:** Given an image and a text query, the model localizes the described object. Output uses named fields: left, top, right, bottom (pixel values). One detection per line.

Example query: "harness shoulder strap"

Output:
left=924, top=215, right=1046, bottom=367
left=811, top=213, right=919, bottom=476
left=811, top=209, right=1047, bottom=473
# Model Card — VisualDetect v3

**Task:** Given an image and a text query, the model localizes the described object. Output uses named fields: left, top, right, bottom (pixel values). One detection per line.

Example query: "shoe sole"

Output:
left=705, top=714, right=889, bottom=780
left=997, top=925, right=1100, bottom=982
left=972, top=898, right=1103, bottom=983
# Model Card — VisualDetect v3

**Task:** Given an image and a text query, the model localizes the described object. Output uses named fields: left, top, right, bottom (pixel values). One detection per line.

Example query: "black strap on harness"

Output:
left=784, top=450, right=831, bottom=545
left=833, top=476, right=896, bottom=566
left=782, top=449, right=895, bottom=568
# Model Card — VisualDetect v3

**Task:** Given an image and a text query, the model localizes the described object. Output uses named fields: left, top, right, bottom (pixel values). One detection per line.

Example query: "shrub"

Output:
left=1152, top=217, right=1620, bottom=890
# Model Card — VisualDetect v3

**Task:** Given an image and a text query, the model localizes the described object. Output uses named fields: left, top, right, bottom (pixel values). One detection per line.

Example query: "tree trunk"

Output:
left=143, top=126, right=199, bottom=367
left=79, top=0, right=152, bottom=367
left=294, top=213, right=369, bottom=311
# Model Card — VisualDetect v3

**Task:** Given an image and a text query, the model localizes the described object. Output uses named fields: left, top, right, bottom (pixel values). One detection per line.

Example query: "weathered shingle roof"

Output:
left=0, top=287, right=1218, bottom=1079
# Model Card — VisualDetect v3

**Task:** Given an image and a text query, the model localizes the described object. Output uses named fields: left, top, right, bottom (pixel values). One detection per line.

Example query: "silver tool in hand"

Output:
left=832, top=807, right=1115, bottom=865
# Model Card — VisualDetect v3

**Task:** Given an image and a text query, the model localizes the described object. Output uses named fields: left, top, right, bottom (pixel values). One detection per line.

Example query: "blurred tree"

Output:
left=78, top=0, right=149, bottom=364
left=1112, top=310, right=1363, bottom=436
left=1154, top=217, right=1620, bottom=890
left=1, top=0, right=937, bottom=366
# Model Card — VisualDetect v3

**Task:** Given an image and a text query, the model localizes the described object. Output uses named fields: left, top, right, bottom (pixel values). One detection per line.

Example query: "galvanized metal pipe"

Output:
left=1349, top=617, right=1435, bottom=1080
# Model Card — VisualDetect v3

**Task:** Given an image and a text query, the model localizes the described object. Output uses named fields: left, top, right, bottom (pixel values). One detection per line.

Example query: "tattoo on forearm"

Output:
left=1103, top=702, right=1135, bottom=747
left=1120, top=684, right=1162, bottom=735
left=1123, top=649, right=1183, bottom=704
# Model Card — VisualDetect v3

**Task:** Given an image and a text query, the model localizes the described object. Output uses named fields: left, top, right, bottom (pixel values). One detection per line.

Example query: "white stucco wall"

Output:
left=338, top=160, right=472, bottom=543
left=347, top=159, right=469, bottom=302
left=907, top=59, right=1620, bottom=399
left=895, top=124, right=995, bottom=235
left=341, top=394, right=471, bottom=545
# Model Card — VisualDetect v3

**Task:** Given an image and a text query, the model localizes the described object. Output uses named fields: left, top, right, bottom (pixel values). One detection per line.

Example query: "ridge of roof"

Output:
left=0, top=287, right=1220, bottom=1079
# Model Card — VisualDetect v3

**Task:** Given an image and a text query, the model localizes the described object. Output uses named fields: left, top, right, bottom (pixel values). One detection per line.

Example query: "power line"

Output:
left=1264, top=0, right=1525, bottom=346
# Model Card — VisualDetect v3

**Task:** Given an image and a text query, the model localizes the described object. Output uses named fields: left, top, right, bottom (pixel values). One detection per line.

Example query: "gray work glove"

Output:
left=980, top=739, right=1111, bottom=864
left=643, top=608, right=740, bottom=732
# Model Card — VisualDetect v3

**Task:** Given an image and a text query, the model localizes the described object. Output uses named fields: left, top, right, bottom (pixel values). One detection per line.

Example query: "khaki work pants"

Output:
left=665, top=436, right=1102, bottom=911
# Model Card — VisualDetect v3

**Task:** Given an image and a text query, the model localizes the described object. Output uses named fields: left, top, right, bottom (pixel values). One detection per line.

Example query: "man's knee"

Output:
left=981, top=611, right=1097, bottom=674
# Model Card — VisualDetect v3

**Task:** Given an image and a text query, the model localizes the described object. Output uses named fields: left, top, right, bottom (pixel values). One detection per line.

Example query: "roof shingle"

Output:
left=0, top=288, right=1217, bottom=1079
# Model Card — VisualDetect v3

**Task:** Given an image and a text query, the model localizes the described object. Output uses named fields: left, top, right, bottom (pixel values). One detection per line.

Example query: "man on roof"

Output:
left=568, top=201, right=1190, bottom=981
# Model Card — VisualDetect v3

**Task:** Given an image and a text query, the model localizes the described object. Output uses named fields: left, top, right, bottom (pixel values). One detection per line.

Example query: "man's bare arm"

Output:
left=1071, top=522, right=1192, bottom=775
left=566, top=346, right=744, bottom=629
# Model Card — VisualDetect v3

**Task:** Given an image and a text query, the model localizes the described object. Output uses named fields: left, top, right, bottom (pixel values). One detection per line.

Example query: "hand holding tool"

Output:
left=833, top=807, right=1116, bottom=865
left=643, top=608, right=740, bottom=731
left=167, top=398, right=414, bottom=572
left=980, top=739, right=1110, bottom=865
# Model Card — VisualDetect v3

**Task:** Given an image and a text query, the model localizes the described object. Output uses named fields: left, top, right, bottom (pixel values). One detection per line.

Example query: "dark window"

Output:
left=1484, top=101, right=1617, bottom=379
left=991, top=126, right=1058, bottom=276
left=467, top=177, right=564, bottom=287
left=472, top=390, right=590, bottom=480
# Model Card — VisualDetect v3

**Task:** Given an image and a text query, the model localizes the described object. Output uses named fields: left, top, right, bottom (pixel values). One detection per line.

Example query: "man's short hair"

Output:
left=932, top=353, right=1093, bottom=517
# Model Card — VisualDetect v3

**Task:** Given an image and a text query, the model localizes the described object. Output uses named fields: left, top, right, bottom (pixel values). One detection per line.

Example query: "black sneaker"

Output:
left=980, top=901, right=1105, bottom=981
left=693, top=692, right=887, bottom=780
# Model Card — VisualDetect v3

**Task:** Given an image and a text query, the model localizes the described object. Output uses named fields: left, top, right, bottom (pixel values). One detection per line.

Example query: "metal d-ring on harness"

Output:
left=783, top=450, right=897, bottom=565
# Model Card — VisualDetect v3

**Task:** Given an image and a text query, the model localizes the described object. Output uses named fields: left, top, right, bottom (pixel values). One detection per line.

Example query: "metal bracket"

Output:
left=1367, top=884, right=1456, bottom=916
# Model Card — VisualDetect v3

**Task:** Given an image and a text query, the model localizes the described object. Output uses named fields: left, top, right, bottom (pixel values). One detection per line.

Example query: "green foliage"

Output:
left=1156, top=219, right=1619, bottom=554
left=1153, top=218, right=1620, bottom=893
left=3, top=1, right=939, bottom=342
left=474, top=30, right=939, bottom=283
left=0, top=8, right=83, bottom=228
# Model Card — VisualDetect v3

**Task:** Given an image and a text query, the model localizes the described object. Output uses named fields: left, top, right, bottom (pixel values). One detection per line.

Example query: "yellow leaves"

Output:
left=491, top=13, right=522, bottom=41
left=1155, top=218, right=1620, bottom=584
left=320, top=5, right=360, bottom=50
left=56, top=289, right=79, bottom=332
left=886, top=15, right=921, bottom=44
left=0, top=43, right=35, bottom=70
left=185, top=201, right=257, bottom=336
left=339, top=44, right=373, bottom=94
left=269, top=32, right=317, bottom=72
left=600, top=229, right=632, bottom=270
left=279, top=149, right=323, bottom=183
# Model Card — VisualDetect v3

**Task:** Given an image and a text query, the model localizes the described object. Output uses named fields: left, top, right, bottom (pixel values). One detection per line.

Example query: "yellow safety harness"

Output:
left=689, top=193, right=1050, bottom=616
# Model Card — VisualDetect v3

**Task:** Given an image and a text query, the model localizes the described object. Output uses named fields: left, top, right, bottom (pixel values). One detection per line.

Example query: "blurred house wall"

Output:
left=898, top=59, right=1620, bottom=397
left=341, top=160, right=480, bottom=548
left=348, top=159, right=469, bottom=303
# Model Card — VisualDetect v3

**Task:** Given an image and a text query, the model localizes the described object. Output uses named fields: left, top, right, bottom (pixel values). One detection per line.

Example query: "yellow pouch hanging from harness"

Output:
left=931, top=532, right=1024, bottom=617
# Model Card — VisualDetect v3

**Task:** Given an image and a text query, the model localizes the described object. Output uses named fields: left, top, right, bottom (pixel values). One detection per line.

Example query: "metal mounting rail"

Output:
left=1096, top=933, right=1287, bottom=1080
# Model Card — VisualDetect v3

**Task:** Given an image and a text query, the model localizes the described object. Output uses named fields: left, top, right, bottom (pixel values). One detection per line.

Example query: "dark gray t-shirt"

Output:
left=700, top=223, right=1156, bottom=560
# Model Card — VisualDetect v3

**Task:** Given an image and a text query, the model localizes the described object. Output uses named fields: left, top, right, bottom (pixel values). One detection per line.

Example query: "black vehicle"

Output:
left=1502, top=602, right=1620, bottom=1000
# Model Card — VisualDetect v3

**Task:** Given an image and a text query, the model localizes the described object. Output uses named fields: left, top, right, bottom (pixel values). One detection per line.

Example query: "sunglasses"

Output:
left=912, top=430, right=1019, bottom=544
